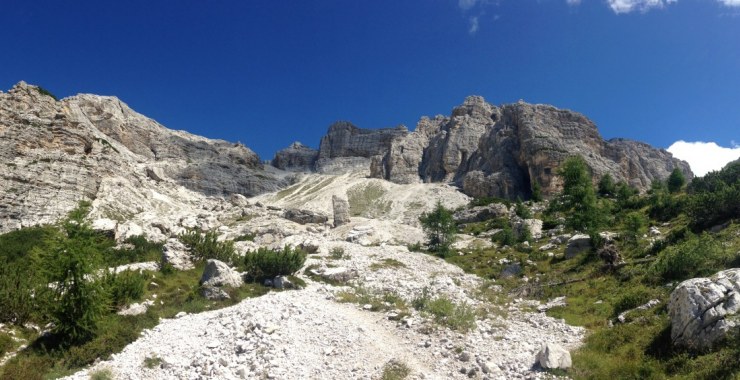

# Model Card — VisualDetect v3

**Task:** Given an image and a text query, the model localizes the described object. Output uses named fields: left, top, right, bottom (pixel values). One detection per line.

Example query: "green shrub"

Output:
left=329, top=247, right=347, bottom=259
left=651, top=233, right=730, bottom=282
left=104, top=235, right=163, bottom=266
left=243, top=246, right=306, bottom=281
left=0, top=333, right=14, bottom=356
left=179, top=230, right=236, bottom=265
left=234, top=233, right=256, bottom=242
left=613, top=286, right=656, bottom=316
left=412, top=290, right=476, bottom=331
left=101, top=270, right=146, bottom=309
left=492, top=224, right=516, bottom=247
left=514, top=200, right=532, bottom=219
left=381, top=360, right=411, bottom=380
left=667, top=168, right=686, bottom=193
left=35, top=85, right=58, bottom=101
left=623, top=211, right=647, bottom=244
left=0, top=355, right=53, bottom=380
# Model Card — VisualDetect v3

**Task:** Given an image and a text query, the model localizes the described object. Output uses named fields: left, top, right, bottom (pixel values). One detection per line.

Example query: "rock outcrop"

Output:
left=668, top=269, right=740, bottom=350
left=332, top=195, right=350, bottom=227
left=276, top=96, right=692, bottom=200
left=271, top=142, right=318, bottom=171
left=0, top=81, right=289, bottom=233
left=315, top=121, right=408, bottom=174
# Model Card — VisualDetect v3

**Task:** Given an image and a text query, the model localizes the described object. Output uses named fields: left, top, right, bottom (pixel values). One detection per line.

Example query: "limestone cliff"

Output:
left=275, top=96, right=692, bottom=199
left=0, top=81, right=288, bottom=232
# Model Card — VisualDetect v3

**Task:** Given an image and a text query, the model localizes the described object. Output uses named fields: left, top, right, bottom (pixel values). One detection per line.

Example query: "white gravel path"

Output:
left=64, top=242, right=583, bottom=380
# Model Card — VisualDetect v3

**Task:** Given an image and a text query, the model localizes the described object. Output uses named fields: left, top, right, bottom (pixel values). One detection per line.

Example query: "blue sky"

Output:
left=1, top=0, right=738, bottom=174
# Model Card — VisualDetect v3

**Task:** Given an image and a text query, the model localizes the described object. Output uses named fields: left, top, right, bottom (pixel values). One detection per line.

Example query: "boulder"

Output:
left=162, top=238, right=194, bottom=270
left=332, top=195, right=351, bottom=227
left=565, top=234, right=591, bottom=258
left=200, top=286, right=230, bottom=301
left=523, top=219, right=543, bottom=240
left=200, top=259, right=243, bottom=288
left=92, top=218, right=118, bottom=238
left=536, top=343, right=572, bottom=369
left=146, top=167, right=166, bottom=182
left=283, top=208, right=329, bottom=225
left=668, top=269, right=740, bottom=350
left=273, top=276, right=294, bottom=289
left=500, top=263, right=522, bottom=279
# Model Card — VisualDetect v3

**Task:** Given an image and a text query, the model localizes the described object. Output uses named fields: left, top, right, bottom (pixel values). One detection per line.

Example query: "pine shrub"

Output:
left=243, top=246, right=306, bottom=281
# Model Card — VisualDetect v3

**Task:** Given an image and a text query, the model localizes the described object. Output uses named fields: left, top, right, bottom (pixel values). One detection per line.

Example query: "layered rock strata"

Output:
left=275, top=96, right=692, bottom=199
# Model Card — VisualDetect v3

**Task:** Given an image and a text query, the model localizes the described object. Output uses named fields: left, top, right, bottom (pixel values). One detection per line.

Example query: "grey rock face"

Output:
left=453, top=203, right=510, bottom=224
left=668, top=269, right=740, bottom=350
left=316, top=121, right=408, bottom=174
left=271, top=142, right=318, bottom=171
left=332, top=195, right=350, bottom=227
left=0, top=81, right=287, bottom=233
left=162, top=238, right=194, bottom=270
left=282, top=208, right=329, bottom=225
left=297, top=96, right=692, bottom=200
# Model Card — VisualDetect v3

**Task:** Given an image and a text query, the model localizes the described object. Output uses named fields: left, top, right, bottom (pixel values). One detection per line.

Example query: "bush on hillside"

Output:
left=243, top=246, right=306, bottom=282
left=179, top=229, right=236, bottom=265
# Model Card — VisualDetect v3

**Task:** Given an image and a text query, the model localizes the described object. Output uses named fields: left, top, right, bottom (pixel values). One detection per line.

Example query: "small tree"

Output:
left=667, top=168, right=686, bottom=193
left=40, top=201, right=108, bottom=343
left=598, top=173, right=616, bottom=197
left=557, top=156, right=600, bottom=232
left=531, top=181, right=543, bottom=202
left=623, top=211, right=647, bottom=245
left=419, top=202, right=456, bottom=255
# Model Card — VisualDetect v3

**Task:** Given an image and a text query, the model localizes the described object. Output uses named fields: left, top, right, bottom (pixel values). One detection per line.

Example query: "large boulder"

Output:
left=332, top=195, right=351, bottom=227
left=162, top=238, right=194, bottom=270
left=283, top=208, right=329, bottom=225
left=536, top=343, right=572, bottom=369
left=668, top=269, right=740, bottom=350
left=200, top=259, right=243, bottom=288
left=565, top=234, right=592, bottom=258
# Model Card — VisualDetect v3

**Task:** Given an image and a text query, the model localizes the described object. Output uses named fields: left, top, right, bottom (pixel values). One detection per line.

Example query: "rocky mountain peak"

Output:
left=0, top=82, right=291, bottom=233
left=276, top=96, right=692, bottom=199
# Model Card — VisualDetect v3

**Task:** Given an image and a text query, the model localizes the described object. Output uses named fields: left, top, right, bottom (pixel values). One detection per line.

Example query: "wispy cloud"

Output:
left=459, top=0, right=479, bottom=11
left=718, top=0, right=740, bottom=6
left=606, top=0, right=677, bottom=14
left=469, top=16, right=480, bottom=34
left=566, top=0, right=582, bottom=6
left=667, top=140, right=740, bottom=176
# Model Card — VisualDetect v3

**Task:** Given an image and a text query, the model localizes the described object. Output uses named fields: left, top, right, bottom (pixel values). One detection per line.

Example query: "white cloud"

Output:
left=607, top=0, right=677, bottom=14
left=469, top=16, right=480, bottom=34
left=459, top=0, right=478, bottom=11
left=667, top=140, right=740, bottom=176
left=718, top=0, right=740, bottom=6
left=567, top=0, right=582, bottom=6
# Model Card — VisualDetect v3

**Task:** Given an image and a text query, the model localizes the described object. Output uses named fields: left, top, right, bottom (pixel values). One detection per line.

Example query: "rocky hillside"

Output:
left=273, top=96, right=692, bottom=199
left=0, top=82, right=291, bottom=233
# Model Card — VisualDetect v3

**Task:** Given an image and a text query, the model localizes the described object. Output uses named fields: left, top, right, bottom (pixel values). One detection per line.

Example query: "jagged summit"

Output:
left=273, top=95, right=692, bottom=199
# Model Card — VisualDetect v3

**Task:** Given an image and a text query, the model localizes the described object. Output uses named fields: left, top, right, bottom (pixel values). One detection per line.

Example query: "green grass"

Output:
left=412, top=289, right=476, bottom=332
left=369, top=258, right=407, bottom=271
left=143, top=354, right=163, bottom=369
left=347, top=182, right=391, bottom=217
left=381, top=360, right=411, bottom=380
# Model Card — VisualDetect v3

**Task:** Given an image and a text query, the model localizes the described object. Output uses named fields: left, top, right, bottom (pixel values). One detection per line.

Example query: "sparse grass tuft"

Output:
left=369, top=258, right=407, bottom=271
left=381, top=359, right=411, bottom=380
